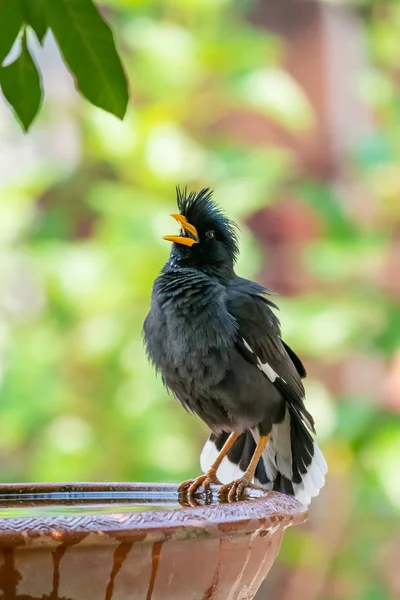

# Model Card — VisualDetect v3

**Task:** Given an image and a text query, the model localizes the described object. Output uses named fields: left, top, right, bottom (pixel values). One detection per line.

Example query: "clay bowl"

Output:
left=0, top=482, right=307, bottom=600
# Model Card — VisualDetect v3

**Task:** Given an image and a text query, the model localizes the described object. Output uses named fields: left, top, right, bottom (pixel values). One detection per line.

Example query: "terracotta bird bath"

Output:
left=0, top=482, right=307, bottom=600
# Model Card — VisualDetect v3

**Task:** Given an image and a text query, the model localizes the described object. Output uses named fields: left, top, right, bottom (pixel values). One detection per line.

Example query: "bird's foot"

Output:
left=218, top=476, right=255, bottom=502
left=178, top=469, right=221, bottom=498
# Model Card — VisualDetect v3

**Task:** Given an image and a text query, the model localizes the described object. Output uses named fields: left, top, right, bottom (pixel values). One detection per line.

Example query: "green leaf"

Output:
left=0, top=33, right=43, bottom=131
left=0, top=0, right=23, bottom=63
left=22, top=0, right=48, bottom=43
left=44, top=0, right=129, bottom=119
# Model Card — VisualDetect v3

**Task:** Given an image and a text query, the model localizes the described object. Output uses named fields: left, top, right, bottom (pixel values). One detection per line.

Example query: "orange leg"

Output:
left=179, top=432, right=239, bottom=497
left=219, top=434, right=270, bottom=502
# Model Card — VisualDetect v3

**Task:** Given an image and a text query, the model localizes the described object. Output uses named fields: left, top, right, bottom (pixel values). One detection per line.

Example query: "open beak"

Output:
left=163, top=214, right=199, bottom=247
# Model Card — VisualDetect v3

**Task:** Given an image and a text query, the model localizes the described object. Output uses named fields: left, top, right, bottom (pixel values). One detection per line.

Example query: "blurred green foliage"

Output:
left=0, top=1, right=399, bottom=599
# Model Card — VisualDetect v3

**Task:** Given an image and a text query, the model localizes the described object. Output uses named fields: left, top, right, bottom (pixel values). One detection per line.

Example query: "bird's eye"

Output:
left=205, top=230, right=215, bottom=240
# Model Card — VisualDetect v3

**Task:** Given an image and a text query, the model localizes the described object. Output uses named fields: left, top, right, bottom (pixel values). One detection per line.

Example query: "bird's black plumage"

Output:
left=143, top=187, right=327, bottom=505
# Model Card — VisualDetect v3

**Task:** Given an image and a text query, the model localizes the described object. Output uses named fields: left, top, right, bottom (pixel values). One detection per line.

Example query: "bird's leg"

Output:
left=179, top=432, right=239, bottom=496
left=219, top=434, right=270, bottom=502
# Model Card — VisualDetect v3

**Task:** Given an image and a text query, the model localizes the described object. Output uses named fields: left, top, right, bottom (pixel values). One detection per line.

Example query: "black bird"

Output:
left=143, top=187, right=327, bottom=504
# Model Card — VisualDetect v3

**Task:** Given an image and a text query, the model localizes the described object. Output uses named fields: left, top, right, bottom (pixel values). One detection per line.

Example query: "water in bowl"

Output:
left=0, top=487, right=183, bottom=519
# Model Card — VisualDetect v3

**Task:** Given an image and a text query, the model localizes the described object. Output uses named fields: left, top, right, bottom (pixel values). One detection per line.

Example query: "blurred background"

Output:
left=0, top=0, right=399, bottom=598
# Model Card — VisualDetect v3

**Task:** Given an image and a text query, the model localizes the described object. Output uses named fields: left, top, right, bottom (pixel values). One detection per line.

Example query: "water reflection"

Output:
left=0, top=489, right=184, bottom=518
left=0, top=502, right=183, bottom=518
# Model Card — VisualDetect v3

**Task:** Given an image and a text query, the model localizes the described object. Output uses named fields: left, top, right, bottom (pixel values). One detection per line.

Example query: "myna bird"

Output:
left=143, top=187, right=327, bottom=504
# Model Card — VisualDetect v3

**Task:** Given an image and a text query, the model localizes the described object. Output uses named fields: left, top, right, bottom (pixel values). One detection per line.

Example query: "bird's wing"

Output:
left=226, top=279, right=314, bottom=432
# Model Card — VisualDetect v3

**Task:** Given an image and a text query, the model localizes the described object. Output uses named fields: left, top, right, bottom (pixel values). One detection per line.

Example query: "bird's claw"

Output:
left=179, top=475, right=211, bottom=495
left=218, top=477, right=254, bottom=502
left=179, top=471, right=221, bottom=498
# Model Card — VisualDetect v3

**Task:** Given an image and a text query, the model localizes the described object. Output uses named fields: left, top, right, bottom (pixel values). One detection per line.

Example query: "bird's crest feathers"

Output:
left=176, top=186, right=239, bottom=262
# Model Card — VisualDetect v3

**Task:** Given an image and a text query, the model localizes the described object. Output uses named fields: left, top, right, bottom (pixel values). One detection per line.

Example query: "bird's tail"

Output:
left=200, top=407, right=327, bottom=506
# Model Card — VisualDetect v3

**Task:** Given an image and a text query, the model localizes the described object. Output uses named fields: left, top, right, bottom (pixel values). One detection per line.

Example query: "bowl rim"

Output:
left=0, top=482, right=307, bottom=547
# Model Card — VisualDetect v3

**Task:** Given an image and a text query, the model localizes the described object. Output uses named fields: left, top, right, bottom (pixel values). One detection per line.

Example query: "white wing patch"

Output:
left=242, top=337, right=280, bottom=383
left=242, top=338, right=253, bottom=353
left=260, top=362, right=278, bottom=382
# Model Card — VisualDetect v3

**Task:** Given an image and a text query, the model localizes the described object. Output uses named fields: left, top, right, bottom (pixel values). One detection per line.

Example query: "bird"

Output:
left=143, top=187, right=327, bottom=505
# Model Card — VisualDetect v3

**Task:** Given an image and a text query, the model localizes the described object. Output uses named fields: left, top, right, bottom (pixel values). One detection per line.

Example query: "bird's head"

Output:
left=163, top=187, right=239, bottom=279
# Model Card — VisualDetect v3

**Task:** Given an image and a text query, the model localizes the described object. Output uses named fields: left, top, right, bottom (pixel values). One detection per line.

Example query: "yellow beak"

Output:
left=163, top=214, right=198, bottom=247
